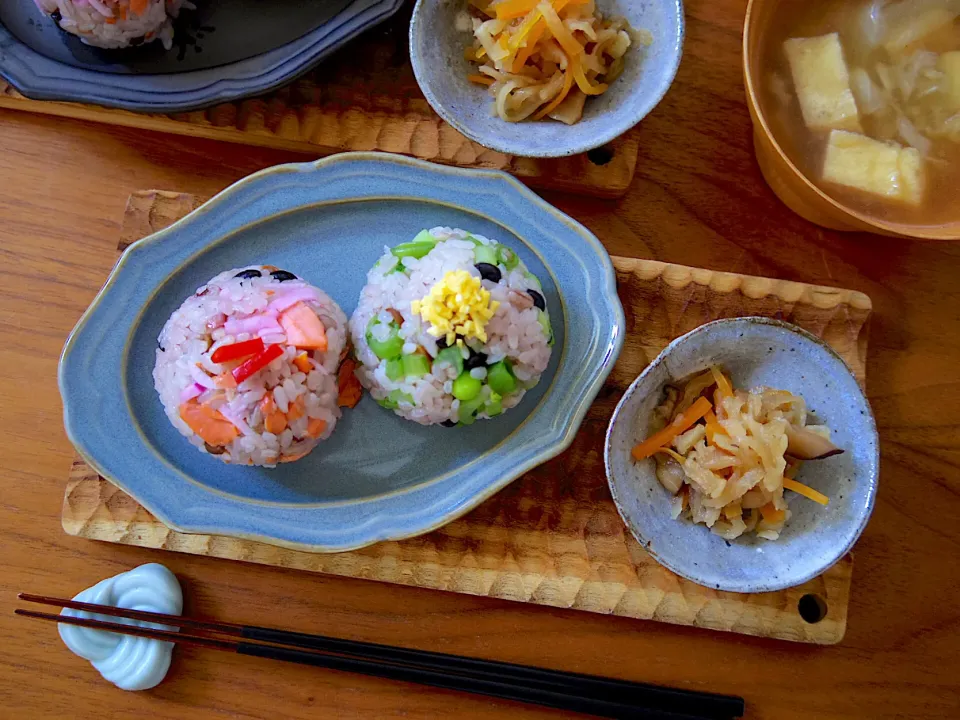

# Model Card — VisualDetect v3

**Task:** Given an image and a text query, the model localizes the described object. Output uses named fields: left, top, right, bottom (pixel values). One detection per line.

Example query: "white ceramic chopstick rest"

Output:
left=58, top=563, right=183, bottom=691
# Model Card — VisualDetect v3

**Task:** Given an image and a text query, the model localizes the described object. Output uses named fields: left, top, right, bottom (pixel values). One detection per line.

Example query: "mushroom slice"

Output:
left=785, top=424, right=844, bottom=460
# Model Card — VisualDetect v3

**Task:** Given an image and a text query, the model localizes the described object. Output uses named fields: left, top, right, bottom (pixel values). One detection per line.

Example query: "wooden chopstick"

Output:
left=20, top=593, right=743, bottom=717
left=17, top=596, right=745, bottom=719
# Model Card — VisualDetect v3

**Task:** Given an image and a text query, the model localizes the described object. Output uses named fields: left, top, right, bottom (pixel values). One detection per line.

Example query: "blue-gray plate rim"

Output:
left=59, top=151, right=625, bottom=552
left=0, top=0, right=404, bottom=112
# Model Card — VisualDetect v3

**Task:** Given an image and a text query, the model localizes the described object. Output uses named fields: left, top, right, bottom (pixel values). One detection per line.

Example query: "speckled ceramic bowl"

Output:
left=604, top=317, right=878, bottom=593
left=409, top=0, right=684, bottom=158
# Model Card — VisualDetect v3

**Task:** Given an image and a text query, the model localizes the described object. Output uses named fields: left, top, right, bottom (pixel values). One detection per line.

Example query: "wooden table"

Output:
left=1, top=1, right=959, bottom=717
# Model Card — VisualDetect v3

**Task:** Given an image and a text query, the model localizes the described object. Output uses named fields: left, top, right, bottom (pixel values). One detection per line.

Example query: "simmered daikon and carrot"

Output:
left=464, top=0, right=649, bottom=123
left=633, top=367, right=843, bottom=540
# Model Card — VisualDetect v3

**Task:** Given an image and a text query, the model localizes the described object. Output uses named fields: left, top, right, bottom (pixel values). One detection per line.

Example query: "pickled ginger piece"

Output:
left=939, top=51, right=960, bottom=112
left=822, top=130, right=923, bottom=205
left=784, top=33, right=862, bottom=132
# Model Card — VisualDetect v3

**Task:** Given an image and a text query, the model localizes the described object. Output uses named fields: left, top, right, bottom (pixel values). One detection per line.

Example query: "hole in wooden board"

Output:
left=587, top=145, right=615, bottom=166
left=798, top=594, right=828, bottom=623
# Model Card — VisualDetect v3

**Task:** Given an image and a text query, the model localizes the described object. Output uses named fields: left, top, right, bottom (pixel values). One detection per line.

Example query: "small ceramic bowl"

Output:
left=409, top=0, right=684, bottom=158
left=743, top=0, right=960, bottom=240
left=604, top=317, right=878, bottom=593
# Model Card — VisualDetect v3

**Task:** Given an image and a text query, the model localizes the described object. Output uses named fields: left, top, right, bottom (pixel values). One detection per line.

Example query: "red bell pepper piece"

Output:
left=211, top=337, right=265, bottom=364
left=231, top=344, right=283, bottom=385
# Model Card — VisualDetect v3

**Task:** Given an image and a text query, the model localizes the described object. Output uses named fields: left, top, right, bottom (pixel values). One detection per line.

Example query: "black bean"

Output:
left=234, top=269, right=262, bottom=279
left=51, top=9, right=62, bottom=23
left=441, top=420, right=457, bottom=427
left=270, top=270, right=298, bottom=282
left=204, top=442, right=226, bottom=455
left=474, top=263, right=501, bottom=283
left=527, top=289, right=546, bottom=311
left=464, top=350, right=488, bottom=370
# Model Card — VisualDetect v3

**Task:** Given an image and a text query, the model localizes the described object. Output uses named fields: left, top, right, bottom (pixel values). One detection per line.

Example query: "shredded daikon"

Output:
left=643, top=368, right=838, bottom=541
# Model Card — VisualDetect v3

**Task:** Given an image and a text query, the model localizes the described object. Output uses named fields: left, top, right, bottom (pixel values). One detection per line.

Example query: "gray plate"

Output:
left=604, top=317, right=879, bottom=593
left=0, top=0, right=352, bottom=74
left=0, top=0, right=404, bottom=111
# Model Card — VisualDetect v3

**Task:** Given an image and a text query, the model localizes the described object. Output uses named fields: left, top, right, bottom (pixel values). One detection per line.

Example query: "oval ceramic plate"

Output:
left=60, top=152, right=624, bottom=551
left=0, top=0, right=404, bottom=111
left=605, top=317, right=878, bottom=593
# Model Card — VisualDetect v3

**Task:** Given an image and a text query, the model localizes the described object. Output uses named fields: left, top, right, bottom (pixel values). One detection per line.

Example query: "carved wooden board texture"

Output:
left=61, top=190, right=873, bottom=645
left=0, top=11, right=638, bottom=198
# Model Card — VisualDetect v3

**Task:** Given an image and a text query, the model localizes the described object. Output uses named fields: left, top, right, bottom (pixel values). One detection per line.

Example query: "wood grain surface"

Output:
left=0, top=7, right=639, bottom=198
left=2, top=0, right=960, bottom=717
left=61, top=191, right=870, bottom=646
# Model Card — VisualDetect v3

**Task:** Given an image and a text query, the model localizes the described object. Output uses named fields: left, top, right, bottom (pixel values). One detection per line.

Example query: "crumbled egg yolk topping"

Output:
left=411, top=270, right=500, bottom=346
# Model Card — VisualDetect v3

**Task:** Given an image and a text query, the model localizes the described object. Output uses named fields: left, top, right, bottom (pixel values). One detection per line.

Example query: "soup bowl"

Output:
left=743, top=0, right=960, bottom=240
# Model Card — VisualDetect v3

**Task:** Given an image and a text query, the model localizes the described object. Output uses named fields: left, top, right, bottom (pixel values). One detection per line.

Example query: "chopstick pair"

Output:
left=17, top=594, right=744, bottom=719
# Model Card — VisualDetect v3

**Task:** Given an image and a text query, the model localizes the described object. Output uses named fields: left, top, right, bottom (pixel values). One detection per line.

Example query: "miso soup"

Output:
left=759, top=0, right=960, bottom=225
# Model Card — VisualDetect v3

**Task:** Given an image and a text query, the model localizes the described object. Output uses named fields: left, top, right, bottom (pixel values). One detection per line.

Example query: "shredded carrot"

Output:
left=703, top=410, right=726, bottom=445
left=632, top=396, right=713, bottom=461
left=105, top=17, right=116, bottom=24
left=307, top=417, right=328, bottom=438
left=759, top=503, right=786, bottom=523
left=711, top=366, right=733, bottom=398
left=782, top=478, right=829, bottom=506
left=468, top=74, right=495, bottom=86
left=654, top=447, right=686, bottom=464
left=571, top=55, right=608, bottom=95
left=131, top=0, right=149, bottom=15
left=533, top=67, right=573, bottom=119
left=509, top=8, right=545, bottom=50
left=511, top=19, right=546, bottom=72
left=539, top=1, right=583, bottom=57
left=293, top=352, right=312, bottom=374
left=496, top=0, right=539, bottom=20
left=337, top=358, right=363, bottom=409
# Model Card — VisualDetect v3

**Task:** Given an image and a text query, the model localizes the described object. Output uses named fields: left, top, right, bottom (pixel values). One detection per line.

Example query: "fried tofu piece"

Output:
left=822, top=130, right=923, bottom=205
left=939, top=51, right=960, bottom=112
left=784, top=33, right=862, bottom=132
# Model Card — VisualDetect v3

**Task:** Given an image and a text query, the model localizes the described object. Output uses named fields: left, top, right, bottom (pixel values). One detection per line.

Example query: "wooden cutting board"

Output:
left=61, top=189, right=873, bottom=645
left=0, top=8, right=638, bottom=198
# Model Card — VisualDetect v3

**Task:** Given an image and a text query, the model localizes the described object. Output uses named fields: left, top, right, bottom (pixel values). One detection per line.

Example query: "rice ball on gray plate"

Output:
left=348, top=227, right=554, bottom=426
left=33, top=0, right=193, bottom=50
left=153, top=266, right=358, bottom=467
